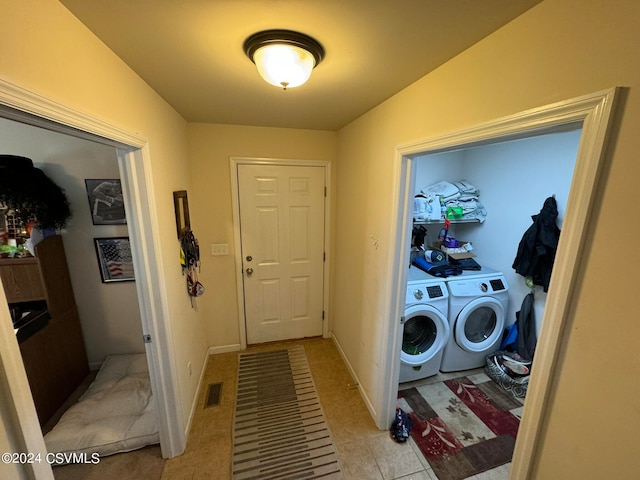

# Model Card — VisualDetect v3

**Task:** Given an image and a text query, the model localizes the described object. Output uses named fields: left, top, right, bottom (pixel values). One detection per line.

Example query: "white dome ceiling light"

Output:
left=243, top=30, right=325, bottom=90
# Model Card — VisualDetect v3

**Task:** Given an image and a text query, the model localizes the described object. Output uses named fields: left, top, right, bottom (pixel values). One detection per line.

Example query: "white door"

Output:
left=238, top=164, right=325, bottom=344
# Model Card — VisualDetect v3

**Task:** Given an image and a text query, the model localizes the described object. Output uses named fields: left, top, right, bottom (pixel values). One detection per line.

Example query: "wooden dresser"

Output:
left=0, top=235, right=88, bottom=426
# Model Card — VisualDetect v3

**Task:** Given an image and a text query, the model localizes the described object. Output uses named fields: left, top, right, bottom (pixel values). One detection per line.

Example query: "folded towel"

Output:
left=457, top=193, right=479, bottom=202
left=453, top=180, right=479, bottom=195
left=445, top=198, right=478, bottom=214
left=422, top=180, right=459, bottom=200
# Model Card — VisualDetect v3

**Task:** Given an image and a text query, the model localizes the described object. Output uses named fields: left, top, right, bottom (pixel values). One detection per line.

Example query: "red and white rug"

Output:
left=398, top=372, right=524, bottom=480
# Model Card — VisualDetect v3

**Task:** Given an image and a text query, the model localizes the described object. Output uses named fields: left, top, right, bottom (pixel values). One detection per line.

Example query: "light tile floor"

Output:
left=160, top=337, right=511, bottom=480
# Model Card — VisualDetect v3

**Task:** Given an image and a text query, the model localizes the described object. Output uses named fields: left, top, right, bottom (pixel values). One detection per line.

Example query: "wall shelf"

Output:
left=413, top=217, right=482, bottom=225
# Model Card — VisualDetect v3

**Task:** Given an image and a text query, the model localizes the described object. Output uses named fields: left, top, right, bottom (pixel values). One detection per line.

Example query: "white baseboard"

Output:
left=208, top=343, right=242, bottom=355
left=183, top=343, right=242, bottom=439
left=184, top=348, right=212, bottom=438
left=329, top=333, right=379, bottom=426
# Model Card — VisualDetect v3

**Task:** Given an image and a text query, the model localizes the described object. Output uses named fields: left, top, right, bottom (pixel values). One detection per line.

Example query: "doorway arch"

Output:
left=0, top=78, right=184, bottom=478
left=381, top=88, right=619, bottom=478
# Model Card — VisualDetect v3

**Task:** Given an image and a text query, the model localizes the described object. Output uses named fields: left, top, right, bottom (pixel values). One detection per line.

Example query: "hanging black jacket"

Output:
left=516, top=292, right=537, bottom=361
left=512, top=196, right=560, bottom=292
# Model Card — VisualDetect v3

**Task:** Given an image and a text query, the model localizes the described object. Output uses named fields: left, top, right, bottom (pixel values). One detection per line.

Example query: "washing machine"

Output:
left=440, top=268, right=509, bottom=372
left=399, top=268, right=450, bottom=383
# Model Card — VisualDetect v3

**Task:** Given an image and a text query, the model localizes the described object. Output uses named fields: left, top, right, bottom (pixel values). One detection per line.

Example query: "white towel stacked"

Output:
left=453, top=180, right=478, bottom=195
left=419, top=179, right=487, bottom=222
left=422, top=180, right=460, bottom=202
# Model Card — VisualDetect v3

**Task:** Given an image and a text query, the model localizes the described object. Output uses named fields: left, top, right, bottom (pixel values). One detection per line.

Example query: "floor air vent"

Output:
left=205, top=382, right=222, bottom=408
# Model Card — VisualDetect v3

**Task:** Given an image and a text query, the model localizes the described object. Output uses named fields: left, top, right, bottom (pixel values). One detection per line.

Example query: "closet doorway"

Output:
left=0, top=78, right=184, bottom=476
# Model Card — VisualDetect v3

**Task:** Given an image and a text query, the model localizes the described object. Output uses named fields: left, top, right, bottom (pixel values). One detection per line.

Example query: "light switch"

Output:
left=211, top=244, right=229, bottom=256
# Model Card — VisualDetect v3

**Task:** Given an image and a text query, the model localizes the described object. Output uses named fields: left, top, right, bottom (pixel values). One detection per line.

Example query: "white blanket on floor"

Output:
left=44, top=353, right=159, bottom=463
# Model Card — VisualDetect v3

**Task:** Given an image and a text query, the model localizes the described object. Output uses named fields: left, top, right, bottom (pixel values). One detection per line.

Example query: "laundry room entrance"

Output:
left=395, top=127, right=580, bottom=478
left=379, top=88, right=618, bottom=479
left=412, top=127, right=582, bottom=341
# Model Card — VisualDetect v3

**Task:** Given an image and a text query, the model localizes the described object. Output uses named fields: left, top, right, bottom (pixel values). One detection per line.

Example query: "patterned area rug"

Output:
left=398, top=372, right=524, bottom=480
left=232, top=345, right=342, bottom=480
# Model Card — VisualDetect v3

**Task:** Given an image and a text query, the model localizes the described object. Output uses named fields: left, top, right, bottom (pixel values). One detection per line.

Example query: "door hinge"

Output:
left=323, top=252, right=326, bottom=261
left=322, top=310, right=325, bottom=320
left=400, top=316, right=406, bottom=325
left=324, top=186, right=327, bottom=197
left=143, top=334, right=152, bottom=344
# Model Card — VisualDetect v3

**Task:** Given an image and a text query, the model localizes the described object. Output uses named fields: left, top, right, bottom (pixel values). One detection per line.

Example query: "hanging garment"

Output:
left=512, top=196, right=560, bottom=292
left=499, top=293, right=537, bottom=361
left=180, top=229, right=201, bottom=274
left=180, top=229, right=204, bottom=306
left=516, top=292, right=537, bottom=361
left=411, top=225, right=428, bottom=250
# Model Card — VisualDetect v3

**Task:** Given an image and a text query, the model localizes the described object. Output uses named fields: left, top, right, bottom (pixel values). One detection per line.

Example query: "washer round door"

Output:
left=453, top=297, right=505, bottom=353
left=401, top=304, right=449, bottom=365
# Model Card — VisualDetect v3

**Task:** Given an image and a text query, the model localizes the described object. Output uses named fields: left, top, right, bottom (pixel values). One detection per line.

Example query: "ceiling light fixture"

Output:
left=243, top=29, right=324, bottom=90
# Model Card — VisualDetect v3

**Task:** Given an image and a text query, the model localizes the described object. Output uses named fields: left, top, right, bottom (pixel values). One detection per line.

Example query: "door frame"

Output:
left=381, top=88, right=619, bottom=479
left=230, top=157, right=331, bottom=349
left=0, top=78, right=185, bottom=478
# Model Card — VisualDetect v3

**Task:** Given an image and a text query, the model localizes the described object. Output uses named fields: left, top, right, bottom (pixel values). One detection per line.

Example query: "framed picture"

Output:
left=94, top=237, right=135, bottom=283
left=173, top=190, right=190, bottom=239
left=85, top=179, right=126, bottom=225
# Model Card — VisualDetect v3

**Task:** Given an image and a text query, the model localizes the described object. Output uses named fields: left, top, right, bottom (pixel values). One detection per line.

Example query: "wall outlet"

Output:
left=211, top=243, right=229, bottom=256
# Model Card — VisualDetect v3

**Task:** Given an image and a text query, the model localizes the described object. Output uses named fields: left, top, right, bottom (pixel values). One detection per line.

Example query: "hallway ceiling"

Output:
left=60, top=0, right=541, bottom=131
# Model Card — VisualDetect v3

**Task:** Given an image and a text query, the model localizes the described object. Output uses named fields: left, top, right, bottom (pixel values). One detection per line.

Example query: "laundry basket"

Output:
left=484, top=351, right=529, bottom=398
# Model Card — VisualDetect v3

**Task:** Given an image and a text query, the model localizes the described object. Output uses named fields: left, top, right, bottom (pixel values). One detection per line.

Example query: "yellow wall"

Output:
left=186, top=123, right=338, bottom=348
left=334, top=0, right=640, bottom=477
left=2, top=0, right=639, bottom=477
left=0, top=0, right=208, bottom=439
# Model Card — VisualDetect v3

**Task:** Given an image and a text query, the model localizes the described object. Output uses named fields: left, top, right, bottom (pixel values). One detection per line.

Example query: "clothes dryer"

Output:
left=441, top=271, right=509, bottom=372
left=400, top=268, right=450, bottom=383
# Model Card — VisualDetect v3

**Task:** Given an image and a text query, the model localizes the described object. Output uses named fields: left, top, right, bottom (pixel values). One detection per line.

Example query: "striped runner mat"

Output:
left=232, top=345, right=342, bottom=480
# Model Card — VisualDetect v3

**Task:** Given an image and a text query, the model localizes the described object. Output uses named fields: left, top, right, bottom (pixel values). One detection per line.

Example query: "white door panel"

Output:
left=238, top=164, right=325, bottom=344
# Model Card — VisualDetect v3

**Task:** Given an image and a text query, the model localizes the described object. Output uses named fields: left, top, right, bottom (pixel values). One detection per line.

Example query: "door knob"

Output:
left=245, top=267, right=254, bottom=276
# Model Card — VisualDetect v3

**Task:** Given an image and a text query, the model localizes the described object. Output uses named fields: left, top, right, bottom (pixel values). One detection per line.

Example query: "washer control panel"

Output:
left=406, top=282, right=448, bottom=305
left=447, top=276, right=509, bottom=297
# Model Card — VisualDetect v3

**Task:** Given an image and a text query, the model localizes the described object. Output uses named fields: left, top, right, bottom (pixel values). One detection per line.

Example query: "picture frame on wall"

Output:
left=173, top=190, right=190, bottom=239
left=85, top=179, right=127, bottom=225
left=94, top=237, right=135, bottom=283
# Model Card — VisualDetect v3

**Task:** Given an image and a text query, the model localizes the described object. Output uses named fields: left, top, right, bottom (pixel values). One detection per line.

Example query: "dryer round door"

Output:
left=401, top=304, right=449, bottom=365
left=453, top=297, right=505, bottom=353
